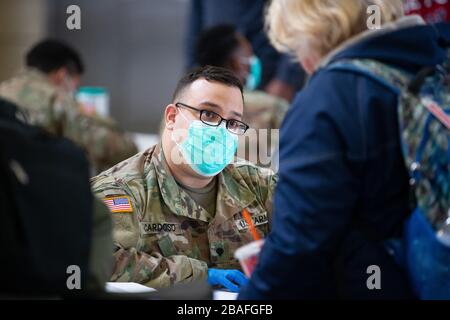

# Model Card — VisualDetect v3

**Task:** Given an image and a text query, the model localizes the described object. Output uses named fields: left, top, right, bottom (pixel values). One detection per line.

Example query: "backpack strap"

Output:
left=326, top=60, right=450, bottom=130
left=421, top=97, right=450, bottom=130
left=326, top=59, right=411, bottom=94
left=326, top=59, right=449, bottom=180
left=324, top=60, right=422, bottom=241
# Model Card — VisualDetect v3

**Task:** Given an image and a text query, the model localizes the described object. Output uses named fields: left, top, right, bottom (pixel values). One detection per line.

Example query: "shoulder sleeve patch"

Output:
left=102, top=195, right=133, bottom=213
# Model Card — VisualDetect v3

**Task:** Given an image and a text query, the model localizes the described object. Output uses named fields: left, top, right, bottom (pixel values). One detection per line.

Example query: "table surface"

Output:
left=105, top=282, right=237, bottom=300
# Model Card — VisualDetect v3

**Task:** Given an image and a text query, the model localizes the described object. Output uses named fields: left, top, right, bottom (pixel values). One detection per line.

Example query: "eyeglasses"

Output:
left=175, top=102, right=249, bottom=135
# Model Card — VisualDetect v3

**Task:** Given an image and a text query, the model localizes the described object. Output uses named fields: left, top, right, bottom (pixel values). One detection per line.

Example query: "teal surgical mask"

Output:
left=173, top=111, right=238, bottom=177
left=245, top=55, right=262, bottom=91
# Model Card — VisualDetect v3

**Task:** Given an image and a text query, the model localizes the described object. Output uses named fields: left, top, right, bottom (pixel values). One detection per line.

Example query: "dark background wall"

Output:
left=0, top=0, right=50, bottom=83
left=46, top=0, right=189, bottom=133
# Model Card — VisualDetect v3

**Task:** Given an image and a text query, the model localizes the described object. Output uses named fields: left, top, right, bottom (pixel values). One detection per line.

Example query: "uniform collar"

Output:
left=218, top=165, right=256, bottom=212
left=150, top=143, right=212, bottom=222
left=212, top=164, right=257, bottom=227
left=23, top=68, right=53, bottom=83
left=149, top=143, right=256, bottom=224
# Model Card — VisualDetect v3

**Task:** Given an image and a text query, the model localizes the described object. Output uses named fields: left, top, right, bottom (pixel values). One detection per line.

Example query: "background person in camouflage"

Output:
left=0, top=39, right=138, bottom=174
left=91, top=66, right=277, bottom=291
left=195, top=25, right=289, bottom=169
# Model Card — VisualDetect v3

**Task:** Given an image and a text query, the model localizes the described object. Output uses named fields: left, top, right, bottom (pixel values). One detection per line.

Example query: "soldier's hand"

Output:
left=207, top=269, right=249, bottom=292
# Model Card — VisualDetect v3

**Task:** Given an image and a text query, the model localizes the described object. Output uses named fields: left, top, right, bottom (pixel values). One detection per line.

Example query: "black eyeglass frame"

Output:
left=175, top=102, right=249, bottom=135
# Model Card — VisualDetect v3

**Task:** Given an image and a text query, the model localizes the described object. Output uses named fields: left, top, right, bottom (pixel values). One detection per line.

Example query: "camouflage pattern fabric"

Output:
left=328, top=56, right=450, bottom=227
left=91, top=143, right=277, bottom=288
left=238, top=90, right=288, bottom=169
left=0, top=68, right=138, bottom=174
left=241, top=89, right=288, bottom=130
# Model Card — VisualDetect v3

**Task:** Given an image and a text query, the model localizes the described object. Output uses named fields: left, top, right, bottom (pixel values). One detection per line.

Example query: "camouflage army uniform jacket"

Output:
left=91, top=143, right=277, bottom=288
left=0, top=68, right=138, bottom=173
left=238, top=90, right=288, bottom=169
left=242, top=90, right=289, bottom=130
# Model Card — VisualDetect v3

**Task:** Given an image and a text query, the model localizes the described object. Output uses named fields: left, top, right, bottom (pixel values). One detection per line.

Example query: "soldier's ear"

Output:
left=48, top=67, right=67, bottom=87
left=165, top=104, right=178, bottom=130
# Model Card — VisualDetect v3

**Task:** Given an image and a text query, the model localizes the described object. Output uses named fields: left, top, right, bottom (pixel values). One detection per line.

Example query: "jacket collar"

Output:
left=318, top=15, right=426, bottom=69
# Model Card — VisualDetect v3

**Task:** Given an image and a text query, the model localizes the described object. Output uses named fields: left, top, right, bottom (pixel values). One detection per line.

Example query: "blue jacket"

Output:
left=239, top=22, right=450, bottom=299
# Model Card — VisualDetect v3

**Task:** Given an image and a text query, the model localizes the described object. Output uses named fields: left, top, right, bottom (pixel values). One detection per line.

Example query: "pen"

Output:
left=242, top=208, right=261, bottom=241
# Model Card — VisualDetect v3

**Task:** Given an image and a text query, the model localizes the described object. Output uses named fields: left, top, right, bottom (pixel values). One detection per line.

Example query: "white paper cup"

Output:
left=234, top=239, right=265, bottom=277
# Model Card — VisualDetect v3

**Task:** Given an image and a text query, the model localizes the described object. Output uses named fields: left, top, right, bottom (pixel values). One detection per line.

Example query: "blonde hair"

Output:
left=266, top=0, right=404, bottom=60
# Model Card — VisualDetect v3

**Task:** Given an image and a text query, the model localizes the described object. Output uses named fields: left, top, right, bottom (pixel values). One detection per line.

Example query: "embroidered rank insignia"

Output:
left=103, top=196, right=133, bottom=213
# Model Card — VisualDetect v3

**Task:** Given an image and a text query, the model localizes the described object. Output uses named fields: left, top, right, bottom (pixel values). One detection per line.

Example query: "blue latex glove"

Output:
left=207, top=269, right=249, bottom=293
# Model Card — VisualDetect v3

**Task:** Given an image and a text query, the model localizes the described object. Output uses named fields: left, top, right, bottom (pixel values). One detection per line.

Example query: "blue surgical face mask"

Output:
left=173, top=111, right=238, bottom=177
left=245, top=55, right=262, bottom=91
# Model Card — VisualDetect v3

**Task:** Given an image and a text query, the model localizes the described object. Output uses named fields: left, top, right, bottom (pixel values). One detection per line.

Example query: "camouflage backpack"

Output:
left=327, top=53, right=450, bottom=299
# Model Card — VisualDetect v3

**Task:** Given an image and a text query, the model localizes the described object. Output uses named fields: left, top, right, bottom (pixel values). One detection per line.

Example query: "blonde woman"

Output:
left=239, top=0, right=450, bottom=299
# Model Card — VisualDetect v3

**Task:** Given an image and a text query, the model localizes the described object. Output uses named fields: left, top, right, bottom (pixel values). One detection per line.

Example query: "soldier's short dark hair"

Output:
left=26, top=39, right=84, bottom=75
left=172, top=65, right=243, bottom=102
left=195, top=24, right=239, bottom=68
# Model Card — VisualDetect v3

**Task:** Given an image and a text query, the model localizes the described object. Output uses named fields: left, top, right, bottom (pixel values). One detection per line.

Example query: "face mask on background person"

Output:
left=240, top=55, right=262, bottom=91
left=172, top=110, right=238, bottom=177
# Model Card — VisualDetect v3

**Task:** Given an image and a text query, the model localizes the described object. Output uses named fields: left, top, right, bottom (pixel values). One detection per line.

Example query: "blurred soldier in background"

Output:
left=195, top=24, right=288, bottom=168
left=92, top=66, right=276, bottom=292
left=0, top=39, right=138, bottom=174
left=185, top=0, right=305, bottom=102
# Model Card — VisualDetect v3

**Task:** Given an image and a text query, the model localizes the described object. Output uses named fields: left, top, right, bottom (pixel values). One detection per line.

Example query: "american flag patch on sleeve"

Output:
left=103, top=196, right=133, bottom=213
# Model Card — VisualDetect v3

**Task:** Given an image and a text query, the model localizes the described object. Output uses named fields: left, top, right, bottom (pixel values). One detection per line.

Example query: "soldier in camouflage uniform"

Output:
left=92, top=66, right=277, bottom=290
left=0, top=40, right=137, bottom=174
